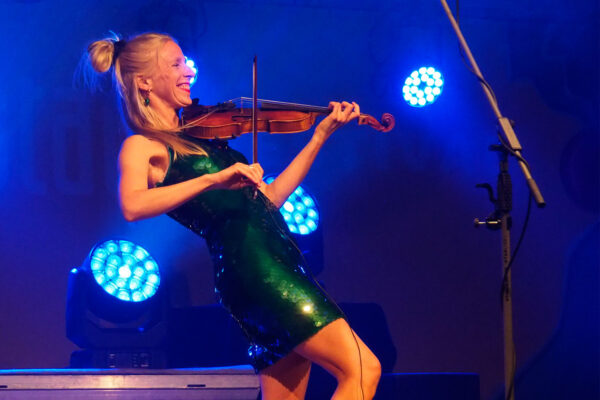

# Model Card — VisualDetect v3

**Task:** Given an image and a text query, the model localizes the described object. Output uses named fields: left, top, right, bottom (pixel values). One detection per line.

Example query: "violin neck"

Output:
left=234, top=97, right=331, bottom=114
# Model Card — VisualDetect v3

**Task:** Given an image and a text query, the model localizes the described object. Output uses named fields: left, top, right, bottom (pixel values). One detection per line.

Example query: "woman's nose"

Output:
left=185, top=65, right=195, bottom=79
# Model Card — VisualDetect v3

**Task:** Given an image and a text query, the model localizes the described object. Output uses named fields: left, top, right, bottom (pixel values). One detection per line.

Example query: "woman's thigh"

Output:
left=259, top=351, right=312, bottom=400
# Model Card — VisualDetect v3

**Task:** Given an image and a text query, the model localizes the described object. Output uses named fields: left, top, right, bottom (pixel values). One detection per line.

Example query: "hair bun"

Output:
left=87, top=38, right=118, bottom=73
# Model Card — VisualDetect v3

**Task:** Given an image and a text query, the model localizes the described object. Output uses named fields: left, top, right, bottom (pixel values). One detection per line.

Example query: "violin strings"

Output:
left=236, top=97, right=330, bottom=113
left=240, top=97, right=364, bottom=116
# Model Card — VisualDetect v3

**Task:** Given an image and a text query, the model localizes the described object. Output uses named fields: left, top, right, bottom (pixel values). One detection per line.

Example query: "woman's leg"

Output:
left=294, top=318, right=381, bottom=400
left=259, top=351, right=312, bottom=400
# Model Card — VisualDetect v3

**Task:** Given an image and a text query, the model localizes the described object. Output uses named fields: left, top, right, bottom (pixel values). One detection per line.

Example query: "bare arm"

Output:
left=263, top=101, right=360, bottom=208
left=119, top=135, right=263, bottom=221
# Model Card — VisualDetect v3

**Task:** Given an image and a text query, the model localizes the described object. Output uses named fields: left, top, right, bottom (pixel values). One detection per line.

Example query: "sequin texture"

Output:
left=158, top=136, right=344, bottom=371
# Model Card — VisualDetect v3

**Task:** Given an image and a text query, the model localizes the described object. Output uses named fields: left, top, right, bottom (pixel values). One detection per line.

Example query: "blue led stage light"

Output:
left=402, top=67, right=444, bottom=107
left=89, top=240, right=160, bottom=302
left=264, top=176, right=320, bottom=235
left=185, top=57, right=198, bottom=86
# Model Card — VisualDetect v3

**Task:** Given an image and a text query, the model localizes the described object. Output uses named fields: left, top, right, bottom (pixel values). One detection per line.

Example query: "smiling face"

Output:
left=149, top=40, right=195, bottom=110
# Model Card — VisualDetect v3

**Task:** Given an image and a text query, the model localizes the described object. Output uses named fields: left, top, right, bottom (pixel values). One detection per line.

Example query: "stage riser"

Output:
left=0, top=367, right=260, bottom=400
left=0, top=374, right=257, bottom=389
left=0, top=389, right=258, bottom=399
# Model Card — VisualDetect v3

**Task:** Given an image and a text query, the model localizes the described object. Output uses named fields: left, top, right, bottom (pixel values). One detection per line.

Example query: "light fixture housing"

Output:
left=66, top=239, right=168, bottom=366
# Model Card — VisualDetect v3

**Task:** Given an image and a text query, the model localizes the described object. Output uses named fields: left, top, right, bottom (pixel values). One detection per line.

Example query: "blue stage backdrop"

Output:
left=0, top=1, right=597, bottom=399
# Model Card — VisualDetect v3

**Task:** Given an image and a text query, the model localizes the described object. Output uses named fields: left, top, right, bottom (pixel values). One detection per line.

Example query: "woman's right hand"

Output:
left=211, top=162, right=264, bottom=191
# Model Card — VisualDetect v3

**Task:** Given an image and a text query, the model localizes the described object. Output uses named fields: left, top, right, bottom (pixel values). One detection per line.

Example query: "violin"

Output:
left=181, top=97, right=395, bottom=140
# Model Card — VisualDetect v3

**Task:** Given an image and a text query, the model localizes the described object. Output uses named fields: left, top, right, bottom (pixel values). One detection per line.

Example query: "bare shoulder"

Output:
left=119, top=134, right=167, bottom=163
left=118, top=135, right=155, bottom=172
left=120, top=134, right=154, bottom=154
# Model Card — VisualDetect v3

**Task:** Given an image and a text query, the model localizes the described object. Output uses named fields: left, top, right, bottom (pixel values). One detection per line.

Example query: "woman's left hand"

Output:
left=312, top=101, right=360, bottom=144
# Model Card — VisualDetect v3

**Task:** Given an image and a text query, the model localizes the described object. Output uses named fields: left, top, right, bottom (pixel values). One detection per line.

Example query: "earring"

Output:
left=143, top=89, right=151, bottom=107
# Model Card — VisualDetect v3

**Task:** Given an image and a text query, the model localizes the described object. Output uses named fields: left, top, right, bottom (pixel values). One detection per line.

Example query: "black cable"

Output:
left=501, top=192, right=532, bottom=305
left=455, top=1, right=524, bottom=173
left=455, top=0, right=500, bottom=108
left=452, top=0, right=533, bottom=296
left=257, top=188, right=365, bottom=400
left=496, top=131, right=531, bottom=169
left=499, top=192, right=531, bottom=400
left=220, top=143, right=366, bottom=399
left=348, top=318, right=365, bottom=400
left=454, top=3, right=531, bottom=399
left=453, top=0, right=534, bottom=299
left=456, top=0, right=459, bottom=25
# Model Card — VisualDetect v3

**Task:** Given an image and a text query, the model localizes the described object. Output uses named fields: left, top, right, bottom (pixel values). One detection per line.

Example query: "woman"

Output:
left=86, top=32, right=381, bottom=400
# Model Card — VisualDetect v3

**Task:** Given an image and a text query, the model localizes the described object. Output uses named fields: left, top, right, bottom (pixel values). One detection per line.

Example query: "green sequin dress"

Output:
left=158, top=136, right=344, bottom=370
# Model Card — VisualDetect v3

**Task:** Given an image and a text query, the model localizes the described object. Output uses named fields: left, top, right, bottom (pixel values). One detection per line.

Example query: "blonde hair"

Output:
left=86, top=32, right=206, bottom=157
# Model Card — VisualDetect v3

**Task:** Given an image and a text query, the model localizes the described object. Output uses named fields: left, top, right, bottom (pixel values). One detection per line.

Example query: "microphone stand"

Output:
left=439, top=2, right=546, bottom=400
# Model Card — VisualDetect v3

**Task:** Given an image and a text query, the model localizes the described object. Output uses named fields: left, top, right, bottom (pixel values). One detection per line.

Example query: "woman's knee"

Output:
left=294, top=319, right=379, bottom=386
left=337, top=343, right=381, bottom=387
left=337, top=352, right=380, bottom=400
left=363, top=353, right=381, bottom=392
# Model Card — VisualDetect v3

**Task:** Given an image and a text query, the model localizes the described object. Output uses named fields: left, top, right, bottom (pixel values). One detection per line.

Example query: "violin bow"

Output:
left=252, top=56, right=258, bottom=164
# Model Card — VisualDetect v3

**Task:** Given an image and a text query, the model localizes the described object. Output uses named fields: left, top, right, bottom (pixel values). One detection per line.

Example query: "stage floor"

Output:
left=0, top=367, right=481, bottom=400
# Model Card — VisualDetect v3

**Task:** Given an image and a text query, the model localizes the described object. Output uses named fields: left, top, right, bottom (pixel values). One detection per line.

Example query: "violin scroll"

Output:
left=357, top=113, right=395, bottom=133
